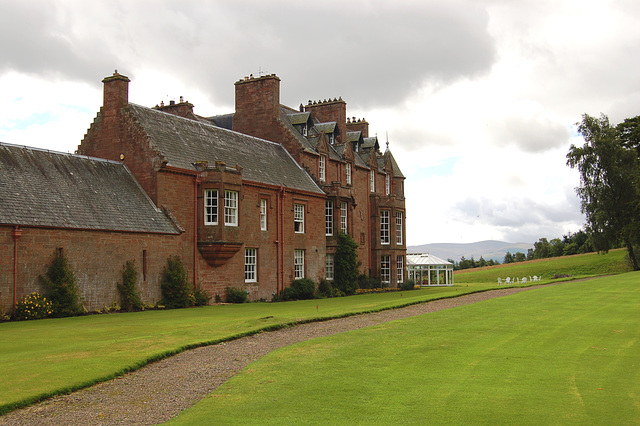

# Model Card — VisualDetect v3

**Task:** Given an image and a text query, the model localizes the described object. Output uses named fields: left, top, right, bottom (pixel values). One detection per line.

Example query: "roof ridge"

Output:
left=0, top=141, right=123, bottom=165
left=129, top=102, right=286, bottom=148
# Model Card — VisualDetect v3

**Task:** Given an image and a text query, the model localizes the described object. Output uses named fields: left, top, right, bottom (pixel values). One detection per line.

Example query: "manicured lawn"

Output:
left=1, top=283, right=499, bottom=414
left=171, top=273, right=640, bottom=424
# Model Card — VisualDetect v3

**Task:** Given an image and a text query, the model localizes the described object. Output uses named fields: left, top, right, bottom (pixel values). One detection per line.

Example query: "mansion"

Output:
left=0, top=72, right=406, bottom=311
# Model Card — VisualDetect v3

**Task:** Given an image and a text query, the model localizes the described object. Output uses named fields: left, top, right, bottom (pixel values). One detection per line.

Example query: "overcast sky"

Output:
left=2, top=0, right=639, bottom=246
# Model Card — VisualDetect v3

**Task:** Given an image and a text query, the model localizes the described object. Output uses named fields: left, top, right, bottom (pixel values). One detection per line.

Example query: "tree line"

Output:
left=451, top=229, right=595, bottom=271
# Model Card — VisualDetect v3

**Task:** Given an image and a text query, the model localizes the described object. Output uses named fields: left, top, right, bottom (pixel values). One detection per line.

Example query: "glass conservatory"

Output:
left=406, top=253, right=454, bottom=286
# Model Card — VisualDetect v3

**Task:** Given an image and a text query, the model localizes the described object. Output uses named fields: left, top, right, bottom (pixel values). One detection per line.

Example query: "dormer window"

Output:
left=302, top=124, right=308, bottom=136
left=329, top=133, right=334, bottom=144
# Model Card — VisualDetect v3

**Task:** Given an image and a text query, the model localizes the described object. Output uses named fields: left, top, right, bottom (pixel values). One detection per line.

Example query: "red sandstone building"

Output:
left=0, top=72, right=405, bottom=313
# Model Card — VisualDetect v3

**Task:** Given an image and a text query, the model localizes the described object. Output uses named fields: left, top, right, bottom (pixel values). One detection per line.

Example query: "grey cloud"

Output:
left=196, top=1, right=497, bottom=108
left=1, top=1, right=497, bottom=109
left=452, top=193, right=583, bottom=241
left=0, top=2, right=119, bottom=82
left=489, top=113, right=570, bottom=153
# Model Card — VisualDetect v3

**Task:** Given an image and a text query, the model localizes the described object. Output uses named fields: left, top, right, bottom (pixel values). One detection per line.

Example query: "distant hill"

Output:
left=407, top=240, right=534, bottom=263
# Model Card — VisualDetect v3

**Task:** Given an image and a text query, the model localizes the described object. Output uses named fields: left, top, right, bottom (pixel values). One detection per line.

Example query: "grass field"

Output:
left=171, top=272, right=640, bottom=424
left=0, top=249, right=631, bottom=416
left=0, top=282, right=504, bottom=414
left=454, top=248, right=631, bottom=283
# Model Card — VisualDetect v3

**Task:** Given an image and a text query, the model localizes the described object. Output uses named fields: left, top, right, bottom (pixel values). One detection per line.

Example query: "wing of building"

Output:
left=1, top=72, right=406, bottom=312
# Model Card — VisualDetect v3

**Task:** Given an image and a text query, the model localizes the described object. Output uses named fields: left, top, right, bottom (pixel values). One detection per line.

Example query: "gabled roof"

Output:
left=287, top=112, right=311, bottom=125
left=385, top=150, right=405, bottom=178
left=279, top=106, right=318, bottom=153
left=128, top=104, right=324, bottom=195
left=362, top=137, right=379, bottom=150
left=346, top=131, right=362, bottom=143
left=0, top=142, right=179, bottom=233
left=278, top=106, right=342, bottom=162
left=314, top=122, right=337, bottom=134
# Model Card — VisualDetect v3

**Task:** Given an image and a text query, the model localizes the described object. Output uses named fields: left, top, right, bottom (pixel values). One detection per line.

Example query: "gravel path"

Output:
left=1, top=284, right=558, bottom=425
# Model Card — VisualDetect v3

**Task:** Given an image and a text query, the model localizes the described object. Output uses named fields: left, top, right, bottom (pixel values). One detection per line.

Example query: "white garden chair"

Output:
left=497, top=278, right=503, bottom=285
left=505, top=277, right=511, bottom=284
left=521, top=277, right=527, bottom=284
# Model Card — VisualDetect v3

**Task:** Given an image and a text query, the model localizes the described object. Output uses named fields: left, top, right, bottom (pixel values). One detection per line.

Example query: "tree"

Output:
left=533, top=238, right=551, bottom=259
left=334, top=233, right=359, bottom=295
left=503, top=251, right=514, bottom=264
left=549, top=238, right=564, bottom=258
left=160, top=256, right=191, bottom=308
left=567, top=113, right=640, bottom=270
left=118, top=260, right=143, bottom=311
left=39, top=250, right=83, bottom=317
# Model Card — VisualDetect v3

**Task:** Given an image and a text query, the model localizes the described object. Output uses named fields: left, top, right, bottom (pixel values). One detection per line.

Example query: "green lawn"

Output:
left=0, top=250, right=629, bottom=417
left=1, top=283, right=500, bottom=414
left=171, top=272, right=640, bottom=425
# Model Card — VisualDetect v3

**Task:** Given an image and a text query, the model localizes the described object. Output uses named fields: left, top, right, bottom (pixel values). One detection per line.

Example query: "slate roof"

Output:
left=346, top=131, right=362, bottom=143
left=314, top=122, right=337, bottom=134
left=385, top=150, right=405, bottom=178
left=207, top=113, right=234, bottom=130
left=128, top=104, right=324, bottom=194
left=287, top=112, right=310, bottom=125
left=0, top=142, right=179, bottom=233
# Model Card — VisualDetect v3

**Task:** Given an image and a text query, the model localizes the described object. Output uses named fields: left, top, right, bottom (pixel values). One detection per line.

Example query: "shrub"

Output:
left=160, top=256, right=191, bottom=309
left=225, top=287, right=248, bottom=303
left=317, top=279, right=333, bottom=298
left=40, top=250, right=83, bottom=318
left=358, top=274, right=382, bottom=290
left=283, top=278, right=317, bottom=301
left=400, top=279, right=416, bottom=291
left=335, top=233, right=359, bottom=295
left=13, top=292, right=53, bottom=321
left=193, top=288, right=211, bottom=306
left=118, top=260, right=143, bottom=311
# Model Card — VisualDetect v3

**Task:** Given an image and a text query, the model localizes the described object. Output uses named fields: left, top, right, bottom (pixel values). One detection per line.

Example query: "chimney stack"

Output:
left=233, top=74, right=281, bottom=140
left=102, top=71, right=130, bottom=116
left=346, top=117, right=369, bottom=138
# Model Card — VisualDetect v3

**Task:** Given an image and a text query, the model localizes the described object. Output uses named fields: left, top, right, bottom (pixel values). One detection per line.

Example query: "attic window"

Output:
left=329, top=133, right=335, bottom=144
left=302, top=124, right=308, bottom=136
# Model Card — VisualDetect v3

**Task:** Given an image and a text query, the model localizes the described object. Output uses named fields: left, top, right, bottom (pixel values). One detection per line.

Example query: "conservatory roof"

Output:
left=407, top=253, right=453, bottom=267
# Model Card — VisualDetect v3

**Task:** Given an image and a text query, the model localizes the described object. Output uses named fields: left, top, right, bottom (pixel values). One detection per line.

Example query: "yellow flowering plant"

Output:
left=13, top=292, right=53, bottom=321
